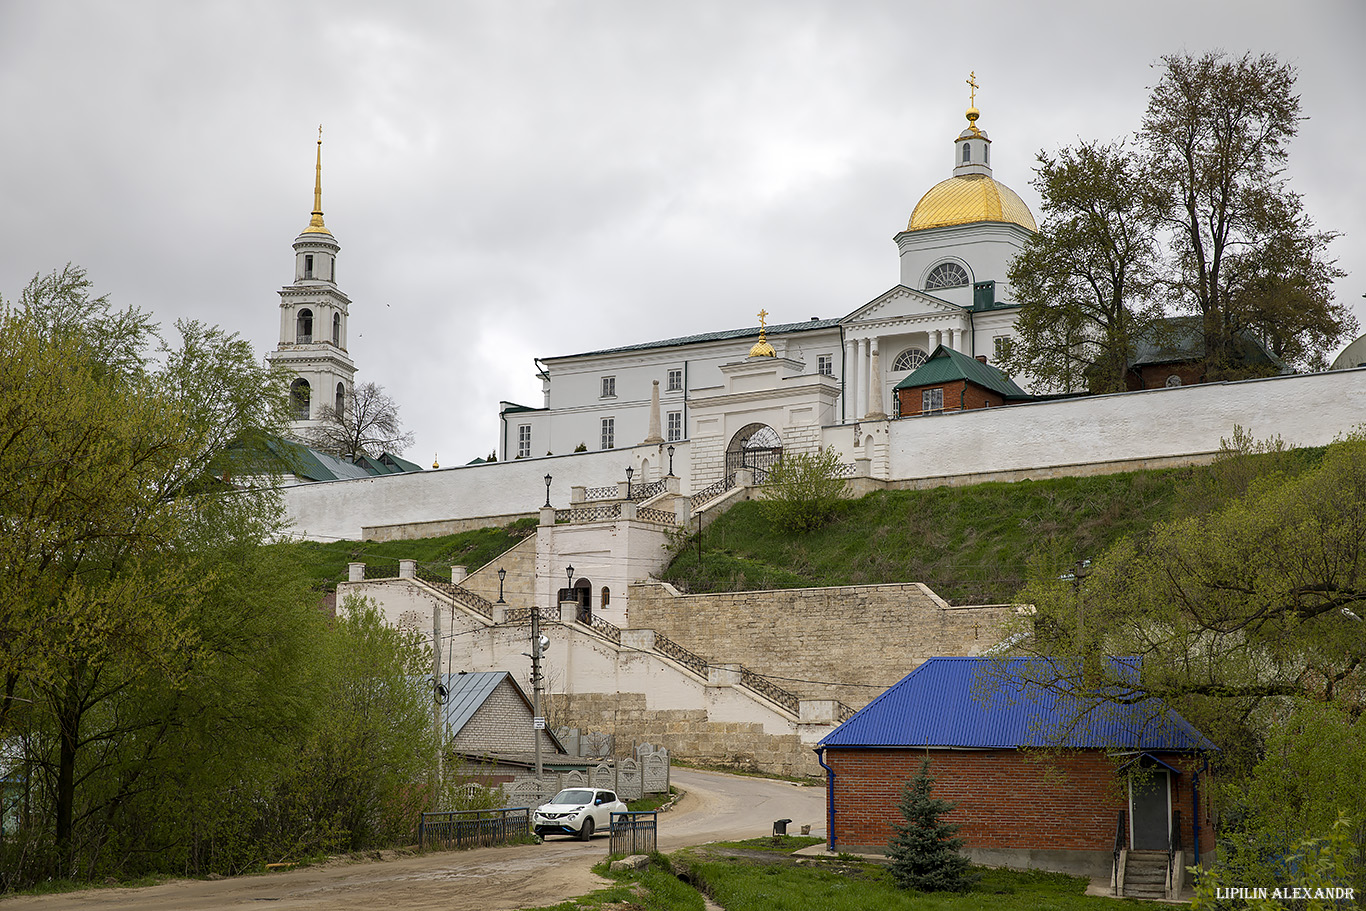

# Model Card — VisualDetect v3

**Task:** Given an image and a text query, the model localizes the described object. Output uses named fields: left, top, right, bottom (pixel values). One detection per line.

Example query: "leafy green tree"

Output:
left=1141, top=51, right=1352, bottom=374
left=1002, top=141, right=1161, bottom=393
left=759, top=446, right=848, bottom=533
left=887, top=758, right=977, bottom=892
left=0, top=265, right=309, bottom=881
left=1010, top=433, right=1366, bottom=770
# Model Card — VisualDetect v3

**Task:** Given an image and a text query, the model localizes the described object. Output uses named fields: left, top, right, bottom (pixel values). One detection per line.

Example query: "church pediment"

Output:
left=841, top=285, right=965, bottom=328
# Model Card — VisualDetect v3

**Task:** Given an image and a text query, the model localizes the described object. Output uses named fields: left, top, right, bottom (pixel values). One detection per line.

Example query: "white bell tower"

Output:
left=266, top=128, right=357, bottom=441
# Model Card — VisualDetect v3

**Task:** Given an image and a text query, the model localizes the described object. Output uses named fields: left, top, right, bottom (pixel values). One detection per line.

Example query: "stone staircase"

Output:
left=1122, top=850, right=1170, bottom=900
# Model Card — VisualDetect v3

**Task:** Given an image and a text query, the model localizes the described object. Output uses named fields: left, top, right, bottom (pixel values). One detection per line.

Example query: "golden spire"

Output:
left=965, top=72, right=982, bottom=135
left=749, top=308, right=776, bottom=357
left=304, top=125, right=331, bottom=234
left=432, top=453, right=440, bottom=469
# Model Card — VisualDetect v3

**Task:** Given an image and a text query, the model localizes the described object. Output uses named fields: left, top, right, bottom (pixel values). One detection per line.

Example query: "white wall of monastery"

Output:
left=875, top=369, right=1366, bottom=482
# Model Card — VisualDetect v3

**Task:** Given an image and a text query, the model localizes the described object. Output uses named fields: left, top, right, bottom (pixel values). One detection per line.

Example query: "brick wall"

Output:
left=627, top=582, right=1016, bottom=709
left=897, top=380, right=1006, bottom=416
left=1128, top=363, right=1207, bottom=391
left=824, top=748, right=1212, bottom=858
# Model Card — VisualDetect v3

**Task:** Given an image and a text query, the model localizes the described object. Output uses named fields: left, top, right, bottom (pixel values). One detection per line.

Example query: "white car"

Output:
left=533, top=788, right=627, bottom=840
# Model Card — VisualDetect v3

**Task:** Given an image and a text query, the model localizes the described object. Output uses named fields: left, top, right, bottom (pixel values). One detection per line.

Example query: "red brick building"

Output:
left=1124, top=316, right=1286, bottom=390
left=816, top=657, right=1216, bottom=895
left=892, top=345, right=1029, bottom=416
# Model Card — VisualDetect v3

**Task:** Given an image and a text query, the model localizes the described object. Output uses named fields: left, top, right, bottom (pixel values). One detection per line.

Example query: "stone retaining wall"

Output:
left=627, top=581, right=1019, bottom=709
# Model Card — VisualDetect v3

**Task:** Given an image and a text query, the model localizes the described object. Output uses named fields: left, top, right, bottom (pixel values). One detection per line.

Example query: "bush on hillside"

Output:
left=760, top=446, right=848, bottom=533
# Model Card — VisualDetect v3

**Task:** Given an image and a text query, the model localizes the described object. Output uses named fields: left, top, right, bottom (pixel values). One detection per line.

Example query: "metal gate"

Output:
left=726, top=447, right=782, bottom=483
left=418, top=807, right=530, bottom=850
left=609, top=810, right=657, bottom=855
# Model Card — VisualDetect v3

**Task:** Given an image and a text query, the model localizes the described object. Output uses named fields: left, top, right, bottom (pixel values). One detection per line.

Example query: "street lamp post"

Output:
left=496, top=567, right=506, bottom=604
left=667, top=445, right=675, bottom=477
left=544, top=473, right=552, bottom=508
left=625, top=466, right=633, bottom=500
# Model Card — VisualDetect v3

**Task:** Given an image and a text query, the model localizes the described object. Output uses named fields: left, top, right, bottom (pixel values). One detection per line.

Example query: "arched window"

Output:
left=984, top=144, right=990, bottom=164
left=332, top=313, right=341, bottom=346
left=296, top=308, right=313, bottom=343
left=289, top=378, right=311, bottom=420
left=335, top=382, right=345, bottom=414
left=892, top=347, right=929, bottom=372
left=962, top=143, right=971, bottom=163
left=303, top=254, right=314, bottom=279
left=925, top=262, right=970, bottom=290
left=601, top=587, right=610, bottom=608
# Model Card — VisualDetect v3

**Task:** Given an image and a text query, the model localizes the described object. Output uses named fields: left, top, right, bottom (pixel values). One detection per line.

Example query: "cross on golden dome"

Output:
left=749, top=308, right=776, bottom=357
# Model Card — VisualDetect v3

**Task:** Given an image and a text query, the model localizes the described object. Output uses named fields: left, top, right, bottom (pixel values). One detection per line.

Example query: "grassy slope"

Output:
left=662, top=443, right=1325, bottom=605
left=281, top=517, right=538, bottom=593
left=663, top=468, right=1192, bottom=604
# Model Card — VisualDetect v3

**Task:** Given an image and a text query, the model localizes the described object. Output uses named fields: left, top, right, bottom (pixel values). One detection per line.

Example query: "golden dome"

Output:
left=906, top=174, right=1037, bottom=232
left=749, top=339, right=776, bottom=357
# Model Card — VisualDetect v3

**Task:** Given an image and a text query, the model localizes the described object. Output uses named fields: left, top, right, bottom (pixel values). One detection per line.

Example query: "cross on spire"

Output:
left=757, top=308, right=768, bottom=329
left=967, top=71, right=978, bottom=108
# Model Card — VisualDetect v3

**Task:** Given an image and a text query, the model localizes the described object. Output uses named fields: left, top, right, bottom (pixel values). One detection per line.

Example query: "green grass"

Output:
left=627, top=786, right=679, bottom=813
left=520, top=855, right=704, bottom=911
left=680, top=851, right=1183, bottom=911
left=667, top=469, right=1193, bottom=603
left=664, top=447, right=1326, bottom=604
left=278, top=517, right=538, bottom=592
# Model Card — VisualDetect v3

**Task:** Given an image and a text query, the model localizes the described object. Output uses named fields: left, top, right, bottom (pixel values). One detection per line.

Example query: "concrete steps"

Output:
left=1123, top=850, right=1169, bottom=900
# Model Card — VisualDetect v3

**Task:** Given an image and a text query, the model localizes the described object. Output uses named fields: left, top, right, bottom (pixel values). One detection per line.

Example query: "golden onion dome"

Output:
left=907, top=174, right=1037, bottom=233
left=749, top=338, right=776, bottom=357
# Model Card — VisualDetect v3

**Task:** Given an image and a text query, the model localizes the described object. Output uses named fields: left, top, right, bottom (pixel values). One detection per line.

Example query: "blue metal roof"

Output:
left=818, top=657, right=1216, bottom=752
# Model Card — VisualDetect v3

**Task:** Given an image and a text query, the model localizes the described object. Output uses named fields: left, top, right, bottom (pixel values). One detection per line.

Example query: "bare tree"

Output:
left=305, top=381, right=414, bottom=460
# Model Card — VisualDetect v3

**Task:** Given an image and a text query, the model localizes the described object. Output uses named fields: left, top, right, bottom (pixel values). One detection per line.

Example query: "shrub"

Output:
left=760, top=446, right=848, bottom=533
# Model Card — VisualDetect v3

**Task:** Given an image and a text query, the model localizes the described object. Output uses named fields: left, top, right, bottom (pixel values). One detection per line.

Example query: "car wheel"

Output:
left=578, top=816, right=594, bottom=841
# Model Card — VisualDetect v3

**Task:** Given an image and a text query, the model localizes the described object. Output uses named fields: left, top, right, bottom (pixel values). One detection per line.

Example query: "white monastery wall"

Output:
left=878, top=369, right=1366, bottom=482
left=283, top=446, right=637, bottom=541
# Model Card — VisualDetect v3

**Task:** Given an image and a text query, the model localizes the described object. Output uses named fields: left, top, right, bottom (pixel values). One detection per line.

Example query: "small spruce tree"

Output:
left=887, top=758, right=978, bottom=892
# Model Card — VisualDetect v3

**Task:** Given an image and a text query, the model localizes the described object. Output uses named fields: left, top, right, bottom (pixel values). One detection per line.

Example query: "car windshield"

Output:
left=548, top=789, right=594, bottom=805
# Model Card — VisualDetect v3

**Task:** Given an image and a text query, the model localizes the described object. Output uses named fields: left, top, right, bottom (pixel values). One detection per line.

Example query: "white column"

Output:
left=844, top=337, right=858, bottom=424
left=933, top=329, right=943, bottom=351
left=866, top=341, right=886, bottom=420
left=856, top=338, right=869, bottom=419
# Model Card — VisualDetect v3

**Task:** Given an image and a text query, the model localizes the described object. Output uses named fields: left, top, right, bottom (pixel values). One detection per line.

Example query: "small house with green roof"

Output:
left=892, top=344, right=1030, bottom=417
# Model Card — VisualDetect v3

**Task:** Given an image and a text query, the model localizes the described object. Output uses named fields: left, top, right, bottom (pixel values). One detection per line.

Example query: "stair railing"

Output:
left=1168, top=809, right=1183, bottom=895
left=1112, top=810, right=1126, bottom=895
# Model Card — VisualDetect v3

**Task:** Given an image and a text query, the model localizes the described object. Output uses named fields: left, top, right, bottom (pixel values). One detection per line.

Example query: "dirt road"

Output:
left=0, top=768, right=826, bottom=911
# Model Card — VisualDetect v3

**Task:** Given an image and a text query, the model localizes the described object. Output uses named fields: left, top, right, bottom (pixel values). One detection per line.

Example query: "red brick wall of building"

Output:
left=897, top=381, right=1007, bottom=416
left=824, top=748, right=1212, bottom=856
left=1125, top=363, right=1207, bottom=391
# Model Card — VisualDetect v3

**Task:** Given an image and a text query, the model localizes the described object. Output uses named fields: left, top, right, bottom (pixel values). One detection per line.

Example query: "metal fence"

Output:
left=418, top=807, right=530, bottom=850
left=610, top=811, right=658, bottom=856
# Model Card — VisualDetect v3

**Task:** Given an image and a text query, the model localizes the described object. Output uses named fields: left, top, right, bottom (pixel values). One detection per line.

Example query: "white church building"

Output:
left=499, top=99, right=1036, bottom=471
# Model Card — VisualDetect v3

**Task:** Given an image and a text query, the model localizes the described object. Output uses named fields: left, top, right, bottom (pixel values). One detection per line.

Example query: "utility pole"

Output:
left=432, top=601, right=444, bottom=798
left=531, top=604, right=543, bottom=779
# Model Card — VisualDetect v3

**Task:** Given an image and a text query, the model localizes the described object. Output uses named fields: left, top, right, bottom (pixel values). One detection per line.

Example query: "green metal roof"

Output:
left=892, top=345, right=1029, bottom=399
left=1130, top=316, right=1284, bottom=369
left=547, top=318, right=842, bottom=360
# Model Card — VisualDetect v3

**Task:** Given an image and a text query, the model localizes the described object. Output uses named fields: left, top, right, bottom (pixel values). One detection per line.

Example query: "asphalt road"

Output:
left=0, top=768, right=827, bottom=911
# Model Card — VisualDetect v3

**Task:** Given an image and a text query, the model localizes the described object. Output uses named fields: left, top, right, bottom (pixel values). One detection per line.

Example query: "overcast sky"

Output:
left=2, top=1, right=1362, bottom=467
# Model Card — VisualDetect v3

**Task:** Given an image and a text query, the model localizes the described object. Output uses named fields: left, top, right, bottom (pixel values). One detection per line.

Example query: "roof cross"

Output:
left=967, top=71, right=978, bottom=108
left=757, top=308, right=768, bottom=329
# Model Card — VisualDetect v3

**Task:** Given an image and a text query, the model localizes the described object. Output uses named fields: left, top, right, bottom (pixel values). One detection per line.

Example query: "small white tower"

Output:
left=267, top=128, right=357, bottom=440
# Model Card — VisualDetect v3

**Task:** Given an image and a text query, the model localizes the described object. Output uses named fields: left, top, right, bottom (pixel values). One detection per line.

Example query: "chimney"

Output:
left=976, top=355, right=988, bottom=364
